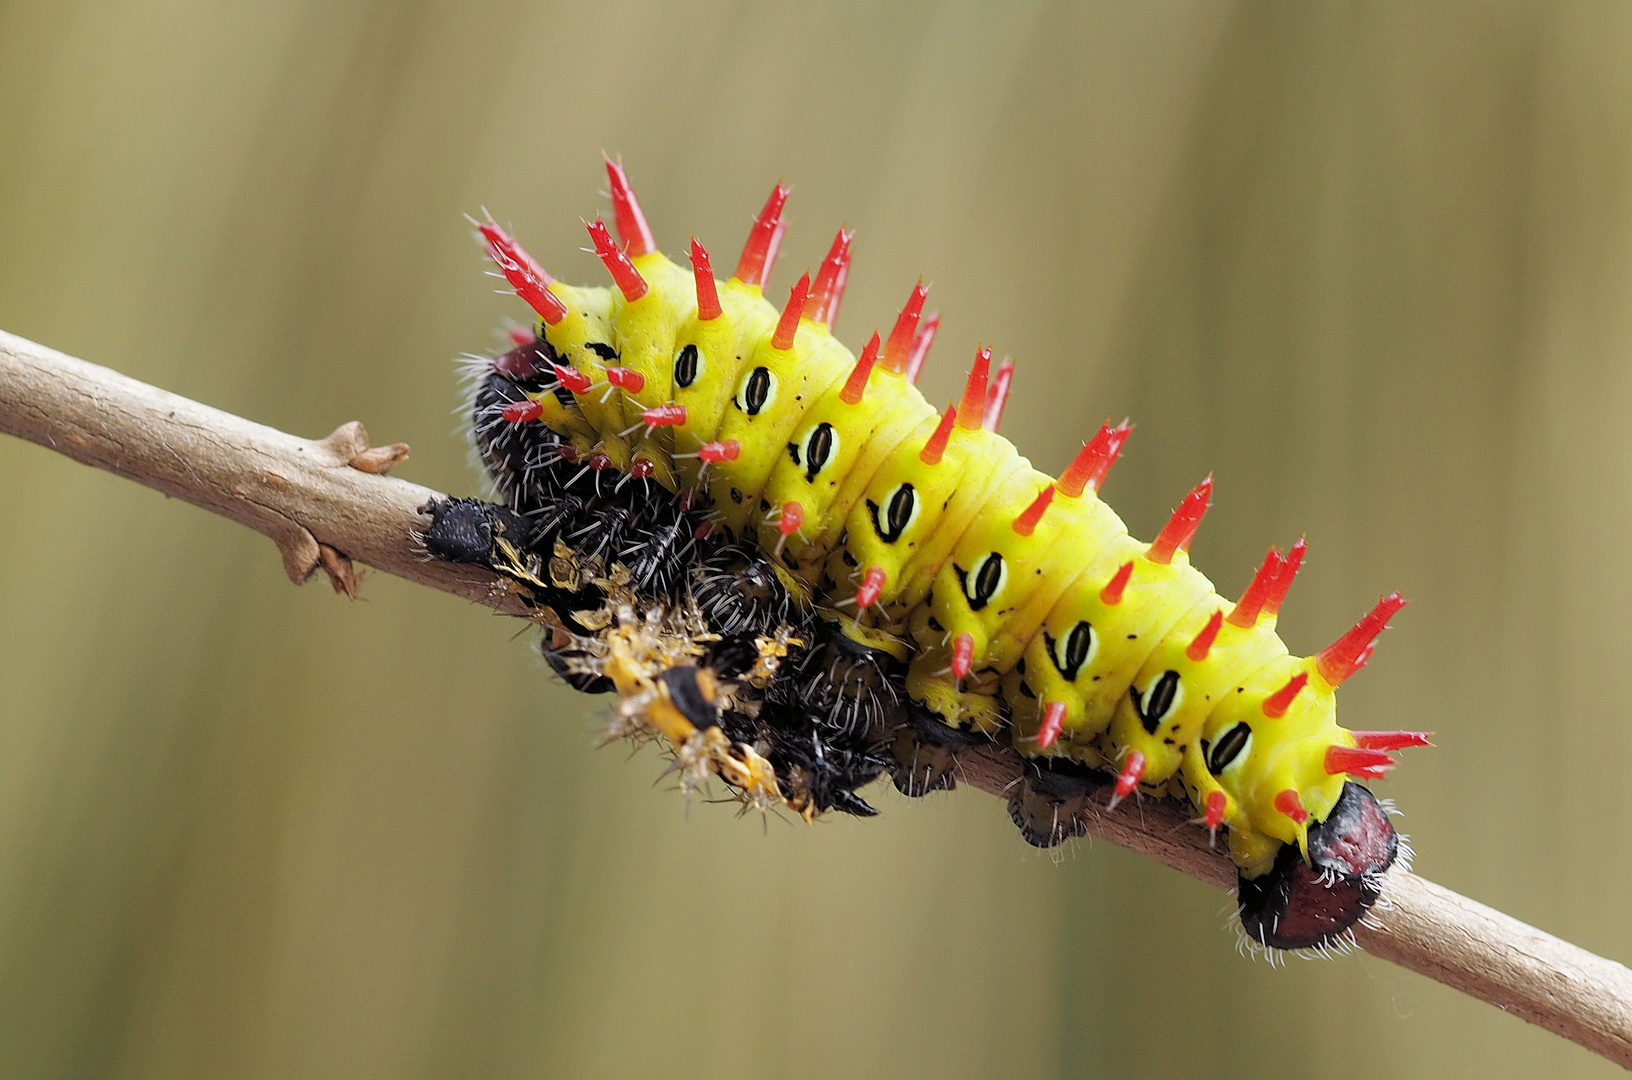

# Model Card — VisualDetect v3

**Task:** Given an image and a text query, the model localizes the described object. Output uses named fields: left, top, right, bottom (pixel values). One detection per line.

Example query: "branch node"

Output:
left=274, top=522, right=322, bottom=586
left=318, top=420, right=370, bottom=463
left=317, top=420, right=410, bottom=474
left=317, top=543, right=362, bottom=599
left=352, top=443, right=410, bottom=474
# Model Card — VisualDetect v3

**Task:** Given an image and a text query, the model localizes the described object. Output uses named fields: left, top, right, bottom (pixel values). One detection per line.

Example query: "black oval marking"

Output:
left=741, top=366, right=771, bottom=414
left=804, top=423, right=834, bottom=481
left=867, top=483, right=916, bottom=543
left=967, top=553, right=1004, bottom=611
left=1054, top=621, right=1096, bottom=680
left=1208, top=722, right=1252, bottom=775
left=673, top=344, right=699, bottom=388
left=587, top=342, right=618, bottom=362
left=887, top=485, right=915, bottom=537
left=1133, top=670, right=1181, bottom=734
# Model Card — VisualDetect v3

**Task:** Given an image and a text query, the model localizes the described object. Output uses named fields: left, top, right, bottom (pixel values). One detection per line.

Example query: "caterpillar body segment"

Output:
left=1006, top=535, right=1211, bottom=758
left=760, top=353, right=930, bottom=577
left=443, top=160, right=1425, bottom=950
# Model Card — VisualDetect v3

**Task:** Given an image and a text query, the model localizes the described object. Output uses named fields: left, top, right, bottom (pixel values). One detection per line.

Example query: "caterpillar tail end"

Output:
left=1236, top=781, right=1398, bottom=950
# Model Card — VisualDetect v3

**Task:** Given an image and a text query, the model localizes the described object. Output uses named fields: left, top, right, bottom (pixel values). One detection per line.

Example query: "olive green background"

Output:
left=3, top=2, right=1630, bottom=1077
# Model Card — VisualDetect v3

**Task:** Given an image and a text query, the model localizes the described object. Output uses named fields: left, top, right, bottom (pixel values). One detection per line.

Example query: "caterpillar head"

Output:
left=1183, top=653, right=1414, bottom=951
left=1180, top=658, right=1345, bottom=867
left=1236, top=780, right=1399, bottom=950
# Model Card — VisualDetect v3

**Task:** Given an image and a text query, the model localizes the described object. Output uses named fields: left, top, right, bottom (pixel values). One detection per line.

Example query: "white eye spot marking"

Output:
left=673, top=344, right=702, bottom=388
left=964, top=552, right=1008, bottom=611
left=1206, top=723, right=1253, bottom=777
left=799, top=422, right=839, bottom=481
left=869, top=483, right=918, bottom=543
left=735, top=366, right=776, bottom=415
left=1132, top=670, right=1184, bottom=734
left=1051, top=621, right=1098, bottom=680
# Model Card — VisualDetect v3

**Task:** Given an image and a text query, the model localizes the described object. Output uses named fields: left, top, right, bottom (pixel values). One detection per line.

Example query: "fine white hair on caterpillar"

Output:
left=423, top=156, right=1429, bottom=951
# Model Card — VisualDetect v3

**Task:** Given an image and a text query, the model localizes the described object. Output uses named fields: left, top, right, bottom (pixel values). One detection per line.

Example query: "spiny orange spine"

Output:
left=478, top=222, right=568, bottom=325
left=1325, top=745, right=1395, bottom=776
left=882, top=281, right=929, bottom=372
left=1037, top=701, right=1066, bottom=750
left=1012, top=484, right=1055, bottom=536
left=1100, top=561, right=1135, bottom=605
left=1204, top=791, right=1227, bottom=833
left=1146, top=476, right=1212, bottom=565
left=501, top=399, right=542, bottom=424
left=1186, top=610, right=1225, bottom=661
left=1111, top=751, right=1146, bottom=806
left=586, top=218, right=648, bottom=301
left=957, top=347, right=992, bottom=429
left=698, top=440, right=739, bottom=463
left=951, top=634, right=974, bottom=679
left=772, top=273, right=811, bottom=350
left=904, top=312, right=940, bottom=383
left=1275, top=788, right=1308, bottom=824
left=763, top=219, right=787, bottom=284
left=840, top=332, right=881, bottom=405
left=1317, top=593, right=1407, bottom=686
left=856, top=566, right=887, bottom=610
left=552, top=363, right=593, bottom=394
left=1351, top=730, right=1433, bottom=751
left=983, top=357, right=1013, bottom=431
left=826, top=246, right=851, bottom=327
left=1057, top=420, right=1132, bottom=498
left=641, top=404, right=686, bottom=426
left=690, top=238, right=721, bottom=321
left=734, top=183, right=788, bottom=287
left=1228, top=548, right=1284, bottom=627
left=603, top=156, right=655, bottom=258
left=1263, top=537, right=1307, bottom=617
left=779, top=501, right=803, bottom=536
left=808, top=229, right=853, bottom=328
left=919, top=403, right=957, bottom=465
left=1262, top=671, right=1309, bottom=718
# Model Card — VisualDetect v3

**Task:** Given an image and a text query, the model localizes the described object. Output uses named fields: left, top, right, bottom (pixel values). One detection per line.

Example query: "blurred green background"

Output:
left=3, top=1, right=1631, bottom=1077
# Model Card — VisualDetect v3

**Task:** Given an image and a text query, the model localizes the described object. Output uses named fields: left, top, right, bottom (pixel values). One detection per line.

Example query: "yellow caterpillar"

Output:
left=444, top=158, right=1428, bottom=949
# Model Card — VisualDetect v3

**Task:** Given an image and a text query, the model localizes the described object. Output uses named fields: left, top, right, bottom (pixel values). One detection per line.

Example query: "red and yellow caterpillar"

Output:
left=428, top=159, right=1427, bottom=950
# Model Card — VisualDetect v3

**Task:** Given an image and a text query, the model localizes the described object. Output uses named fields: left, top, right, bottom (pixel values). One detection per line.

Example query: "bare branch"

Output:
left=0, top=329, right=526, bottom=614
left=4, top=327, right=1631, bottom=1068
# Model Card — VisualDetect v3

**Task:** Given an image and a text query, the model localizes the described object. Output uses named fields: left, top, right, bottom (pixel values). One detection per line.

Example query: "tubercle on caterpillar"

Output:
left=427, top=156, right=1429, bottom=950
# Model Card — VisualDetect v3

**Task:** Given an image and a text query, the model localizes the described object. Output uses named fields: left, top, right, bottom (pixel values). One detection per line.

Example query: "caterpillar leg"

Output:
left=1236, top=781, right=1398, bottom=950
left=1006, top=758, right=1110, bottom=847
left=888, top=702, right=989, bottom=796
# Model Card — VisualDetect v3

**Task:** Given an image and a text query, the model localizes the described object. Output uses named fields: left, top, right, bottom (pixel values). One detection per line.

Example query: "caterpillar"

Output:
left=423, top=159, right=1427, bottom=952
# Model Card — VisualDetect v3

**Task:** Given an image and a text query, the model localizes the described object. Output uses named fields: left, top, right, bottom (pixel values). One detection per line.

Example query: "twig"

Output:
left=3, top=327, right=1631, bottom=1069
